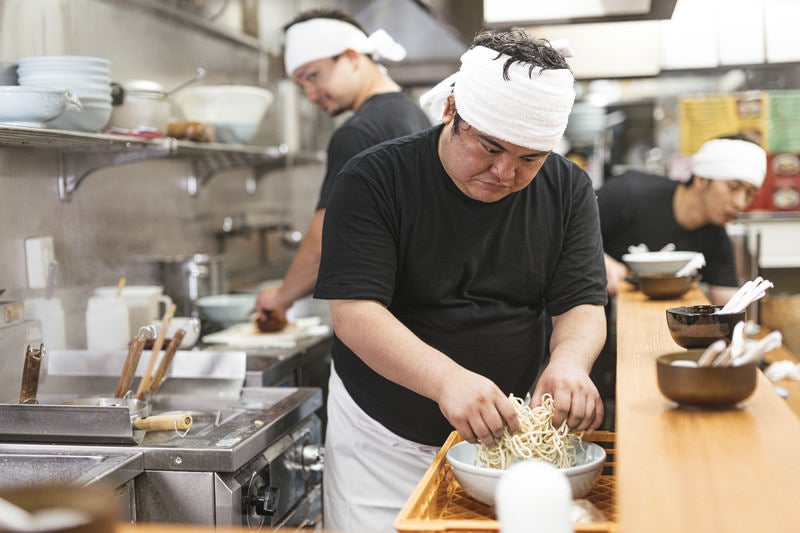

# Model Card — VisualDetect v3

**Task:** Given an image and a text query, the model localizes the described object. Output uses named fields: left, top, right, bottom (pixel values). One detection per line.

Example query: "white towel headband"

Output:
left=284, top=18, right=407, bottom=75
left=691, top=139, right=767, bottom=188
left=420, top=46, right=575, bottom=152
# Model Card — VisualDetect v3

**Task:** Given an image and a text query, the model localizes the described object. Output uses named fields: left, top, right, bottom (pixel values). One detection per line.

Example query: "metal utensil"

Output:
left=148, top=328, right=186, bottom=396
left=19, top=344, right=44, bottom=404
left=114, top=325, right=156, bottom=398
left=44, top=260, right=57, bottom=300
left=136, top=303, right=176, bottom=400
left=166, top=67, right=206, bottom=96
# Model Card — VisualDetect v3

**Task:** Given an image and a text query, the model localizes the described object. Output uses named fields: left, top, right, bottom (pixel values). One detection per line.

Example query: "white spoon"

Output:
left=675, top=253, right=706, bottom=278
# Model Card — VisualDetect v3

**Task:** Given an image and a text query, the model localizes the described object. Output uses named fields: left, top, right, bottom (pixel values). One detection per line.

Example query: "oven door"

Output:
left=215, top=414, right=323, bottom=528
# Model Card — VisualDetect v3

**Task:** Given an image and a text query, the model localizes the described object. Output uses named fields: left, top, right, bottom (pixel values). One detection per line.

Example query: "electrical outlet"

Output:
left=24, top=236, right=55, bottom=289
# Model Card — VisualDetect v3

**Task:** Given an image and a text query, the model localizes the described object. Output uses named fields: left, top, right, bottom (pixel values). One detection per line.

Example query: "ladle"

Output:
left=166, top=66, right=206, bottom=96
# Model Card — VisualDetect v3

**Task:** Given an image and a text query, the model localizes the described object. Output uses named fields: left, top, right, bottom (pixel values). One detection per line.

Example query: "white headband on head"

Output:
left=284, top=18, right=406, bottom=75
left=419, top=46, right=575, bottom=151
left=691, top=139, right=767, bottom=188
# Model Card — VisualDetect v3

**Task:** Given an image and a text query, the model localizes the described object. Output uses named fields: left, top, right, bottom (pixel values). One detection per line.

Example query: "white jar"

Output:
left=24, top=297, right=66, bottom=351
left=93, top=285, right=172, bottom=338
left=85, top=296, right=130, bottom=351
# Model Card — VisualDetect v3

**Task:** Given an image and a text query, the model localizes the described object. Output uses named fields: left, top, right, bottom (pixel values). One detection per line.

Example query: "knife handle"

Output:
left=133, top=413, right=193, bottom=431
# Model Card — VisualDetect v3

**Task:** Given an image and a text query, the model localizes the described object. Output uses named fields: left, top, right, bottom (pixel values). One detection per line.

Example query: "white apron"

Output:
left=323, top=362, right=439, bottom=533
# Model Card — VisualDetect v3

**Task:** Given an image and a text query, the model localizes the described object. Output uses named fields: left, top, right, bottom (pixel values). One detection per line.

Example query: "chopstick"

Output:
left=135, top=303, right=176, bottom=401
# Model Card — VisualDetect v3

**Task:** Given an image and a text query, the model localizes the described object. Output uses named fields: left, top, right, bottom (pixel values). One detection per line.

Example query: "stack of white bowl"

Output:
left=17, top=55, right=112, bottom=133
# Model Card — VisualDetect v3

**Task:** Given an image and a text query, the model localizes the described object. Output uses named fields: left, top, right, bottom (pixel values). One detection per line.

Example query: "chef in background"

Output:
left=255, top=9, right=431, bottom=326
left=315, top=29, right=607, bottom=533
left=599, top=134, right=767, bottom=305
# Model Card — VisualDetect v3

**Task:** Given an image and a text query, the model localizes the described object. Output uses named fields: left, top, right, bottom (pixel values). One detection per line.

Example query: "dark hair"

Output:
left=283, top=8, right=367, bottom=35
left=471, top=29, right=571, bottom=79
left=452, top=29, right=570, bottom=135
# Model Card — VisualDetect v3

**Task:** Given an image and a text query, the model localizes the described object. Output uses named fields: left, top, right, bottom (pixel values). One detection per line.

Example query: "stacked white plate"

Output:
left=17, top=55, right=112, bottom=132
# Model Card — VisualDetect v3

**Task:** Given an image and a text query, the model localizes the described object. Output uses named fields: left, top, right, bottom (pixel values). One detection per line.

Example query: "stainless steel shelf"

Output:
left=0, top=125, right=320, bottom=201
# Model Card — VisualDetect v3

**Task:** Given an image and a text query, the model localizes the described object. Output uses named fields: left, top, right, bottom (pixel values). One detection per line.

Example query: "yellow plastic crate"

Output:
left=395, top=430, right=617, bottom=533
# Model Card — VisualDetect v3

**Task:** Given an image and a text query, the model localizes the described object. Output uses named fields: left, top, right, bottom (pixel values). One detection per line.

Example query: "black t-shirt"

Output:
left=596, top=170, right=738, bottom=287
left=315, top=92, right=431, bottom=210
left=315, top=125, right=608, bottom=446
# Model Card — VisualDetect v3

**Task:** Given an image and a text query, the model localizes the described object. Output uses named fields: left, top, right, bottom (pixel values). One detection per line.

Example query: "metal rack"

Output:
left=0, top=125, right=321, bottom=201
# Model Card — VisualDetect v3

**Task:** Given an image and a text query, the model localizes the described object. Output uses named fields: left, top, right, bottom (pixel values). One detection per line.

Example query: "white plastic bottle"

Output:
left=85, top=295, right=130, bottom=351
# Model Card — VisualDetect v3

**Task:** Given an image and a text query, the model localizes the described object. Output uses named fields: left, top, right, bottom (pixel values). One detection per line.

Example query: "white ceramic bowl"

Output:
left=446, top=439, right=606, bottom=506
left=621, top=251, right=699, bottom=275
left=149, top=316, right=201, bottom=349
left=0, top=86, right=81, bottom=127
left=196, top=294, right=256, bottom=326
left=19, top=55, right=111, bottom=67
left=48, top=99, right=112, bottom=132
left=171, top=85, right=274, bottom=144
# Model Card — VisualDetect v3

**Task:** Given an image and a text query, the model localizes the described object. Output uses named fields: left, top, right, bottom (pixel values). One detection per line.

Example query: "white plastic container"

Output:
left=23, top=297, right=66, bottom=350
left=85, top=296, right=130, bottom=351
left=93, top=285, right=172, bottom=338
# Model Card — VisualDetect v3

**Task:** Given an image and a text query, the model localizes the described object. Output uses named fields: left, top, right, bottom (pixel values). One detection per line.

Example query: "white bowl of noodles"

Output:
left=446, top=438, right=606, bottom=506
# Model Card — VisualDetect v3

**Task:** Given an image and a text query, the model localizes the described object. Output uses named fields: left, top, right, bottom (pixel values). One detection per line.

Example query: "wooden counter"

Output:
left=616, top=285, right=800, bottom=532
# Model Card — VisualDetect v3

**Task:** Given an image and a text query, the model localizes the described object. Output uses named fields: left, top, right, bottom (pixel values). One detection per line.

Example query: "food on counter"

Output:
left=477, top=393, right=581, bottom=469
left=167, top=120, right=216, bottom=142
left=255, top=310, right=288, bottom=333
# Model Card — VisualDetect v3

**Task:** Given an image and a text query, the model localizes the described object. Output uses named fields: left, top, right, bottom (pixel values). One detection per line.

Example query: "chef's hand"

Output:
left=255, top=285, right=288, bottom=323
left=531, top=360, right=604, bottom=433
left=604, top=253, right=629, bottom=296
left=437, top=370, right=519, bottom=447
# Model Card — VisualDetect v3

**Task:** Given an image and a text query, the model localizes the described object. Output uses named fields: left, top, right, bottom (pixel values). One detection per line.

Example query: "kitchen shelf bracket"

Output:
left=186, top=145, right=297, bottom=197
left=57, top=139, right=177, bottom=202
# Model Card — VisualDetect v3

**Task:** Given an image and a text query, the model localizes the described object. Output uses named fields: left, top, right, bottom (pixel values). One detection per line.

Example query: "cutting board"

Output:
left=201, top=316, right=330, bottom=348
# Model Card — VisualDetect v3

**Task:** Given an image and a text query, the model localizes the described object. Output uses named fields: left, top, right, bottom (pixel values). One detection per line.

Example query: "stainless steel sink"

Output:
left=0, top=449, right=143, bottom=489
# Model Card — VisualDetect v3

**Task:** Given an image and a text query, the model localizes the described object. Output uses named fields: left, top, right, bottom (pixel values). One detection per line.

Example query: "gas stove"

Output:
left=0, top=349, right=324, bottom=528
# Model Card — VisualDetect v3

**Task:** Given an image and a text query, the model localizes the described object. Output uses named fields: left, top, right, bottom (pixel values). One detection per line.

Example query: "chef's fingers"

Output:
left=566, top=392, right=604, bottom=432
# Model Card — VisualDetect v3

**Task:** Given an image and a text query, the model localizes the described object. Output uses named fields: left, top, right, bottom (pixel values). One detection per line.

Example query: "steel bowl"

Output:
left=656, top=350, right=757, bottom=408
left=445, top=439, right=606, bottom=506
left=638, top=273, right=693, bottom=300
left=666, top=305, right=745, bottom=348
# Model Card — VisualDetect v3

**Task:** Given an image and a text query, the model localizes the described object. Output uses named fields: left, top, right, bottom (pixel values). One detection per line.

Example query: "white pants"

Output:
left=323, top=363, right=439, bottom=533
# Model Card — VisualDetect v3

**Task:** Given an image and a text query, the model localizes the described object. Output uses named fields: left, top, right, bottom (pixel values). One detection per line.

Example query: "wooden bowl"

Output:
left=656, top=350, right=757, bottom=408
left=0, top=483, right=118, bottom=532
left=665, top=305, right=745, bottom=348
left=638, top=273, right=693, bottom=299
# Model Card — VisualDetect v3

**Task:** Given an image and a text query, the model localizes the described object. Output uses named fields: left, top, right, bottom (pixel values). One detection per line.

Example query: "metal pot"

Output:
left=62, top=397, right=192, bottom=433
left=158, top=254, right=227, bottom=318
left=109, top=80, right=170, bottom=134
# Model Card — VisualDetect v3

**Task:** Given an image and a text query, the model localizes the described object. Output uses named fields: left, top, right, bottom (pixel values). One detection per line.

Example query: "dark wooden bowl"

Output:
left=638, top=273, right=693, bottom=299
left=656, top=350, right=757, bottom=408
left=665, top=305, right=746, bottom=348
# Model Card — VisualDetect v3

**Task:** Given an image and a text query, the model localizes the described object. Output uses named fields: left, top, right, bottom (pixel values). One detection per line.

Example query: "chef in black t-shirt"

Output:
left=315, top=29, right=608, bottom=533
left=255, top=9, right=430, bottom=327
